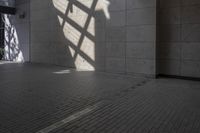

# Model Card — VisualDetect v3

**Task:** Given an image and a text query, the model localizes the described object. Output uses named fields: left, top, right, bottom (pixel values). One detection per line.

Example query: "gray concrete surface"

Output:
left=0, top=62, right=200, bottom=133
left=157, top=0, right=200, bottom=77
left=30, top=0, right=157, bottom=77
left=3, top=0, right=200, bottom=77
left=1, top=0, right=197, bottom=78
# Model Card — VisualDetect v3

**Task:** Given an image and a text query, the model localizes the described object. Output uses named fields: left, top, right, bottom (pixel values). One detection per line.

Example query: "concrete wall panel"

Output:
left=158, top=0, right=200, bottom=78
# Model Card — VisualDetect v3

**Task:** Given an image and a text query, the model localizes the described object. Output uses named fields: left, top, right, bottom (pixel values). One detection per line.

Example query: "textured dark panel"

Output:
left=0, top=6, right=16, bottom=14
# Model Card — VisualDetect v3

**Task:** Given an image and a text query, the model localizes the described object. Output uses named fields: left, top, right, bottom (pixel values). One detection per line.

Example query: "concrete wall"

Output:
left=30, top=0, right=157, bottom=77
left=126, top=0, right=157, bottom=76
left=30, top=0, right=75, bottom=67
left=4, top=0, right=30, bottom=62
left=157, top=0, right=200, bottom=78
left=2, top=0, right=199, bottom=78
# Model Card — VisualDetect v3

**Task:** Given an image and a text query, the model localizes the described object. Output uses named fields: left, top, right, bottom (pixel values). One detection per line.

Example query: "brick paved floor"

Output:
left=0, top=62, right=200, bottom=133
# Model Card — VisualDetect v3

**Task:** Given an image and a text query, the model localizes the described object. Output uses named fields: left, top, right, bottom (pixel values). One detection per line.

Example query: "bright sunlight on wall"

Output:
left=4, top=14, right=24, bottom=62
left=52, top=0, right=110, bottom=71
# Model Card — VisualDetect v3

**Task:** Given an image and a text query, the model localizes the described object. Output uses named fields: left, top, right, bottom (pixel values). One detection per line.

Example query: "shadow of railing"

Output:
left=2, top=14, right=24, bottom=62
left=52, top=0, right=110, bottom=71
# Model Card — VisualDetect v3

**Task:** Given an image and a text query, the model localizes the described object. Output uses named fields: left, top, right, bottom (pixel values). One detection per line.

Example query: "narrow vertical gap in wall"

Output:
left=155, top=0, right=160, bottom=77
left=0, top=13, right=4, bottom=60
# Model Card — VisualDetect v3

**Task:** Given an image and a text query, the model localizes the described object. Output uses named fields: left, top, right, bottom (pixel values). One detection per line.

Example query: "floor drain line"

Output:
left=36, top=102, right=101, bottom=133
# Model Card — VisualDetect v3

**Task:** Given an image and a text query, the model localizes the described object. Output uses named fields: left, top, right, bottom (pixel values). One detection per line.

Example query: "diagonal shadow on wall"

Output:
left=50, top=0, right=109, bottom=71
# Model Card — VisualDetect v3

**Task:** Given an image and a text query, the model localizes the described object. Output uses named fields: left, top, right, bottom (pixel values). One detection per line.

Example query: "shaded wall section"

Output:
left=3, top=0, right=30, bottom=62
left=30, top=0, right=75, bottom=67
left=30, top=0, right=157, bottom=77
left=126, top=0, right=157, bottom=76
left=157, top=0, right=200, bottom=78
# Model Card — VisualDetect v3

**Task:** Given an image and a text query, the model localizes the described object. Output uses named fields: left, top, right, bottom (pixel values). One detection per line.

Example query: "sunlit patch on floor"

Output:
left=53, top=69, right=71, bottom=74
left=36, top=102, right=101, bottom=133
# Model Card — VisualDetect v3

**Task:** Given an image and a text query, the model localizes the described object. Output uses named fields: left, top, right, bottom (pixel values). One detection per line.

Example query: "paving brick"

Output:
left=0, top=63, right=200, bottom=133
